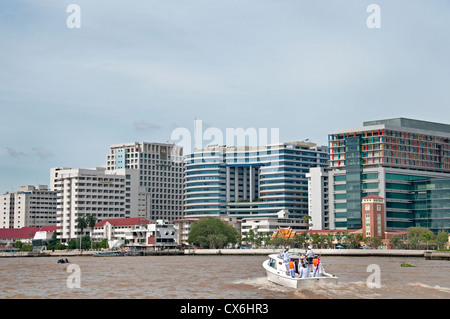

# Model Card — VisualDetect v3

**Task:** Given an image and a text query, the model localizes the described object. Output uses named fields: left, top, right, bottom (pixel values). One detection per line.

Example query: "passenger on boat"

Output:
left=305, top=246, right=314, bottom=272
left=282, top=247, right=290, bottom=273
left=299, top=262, right=310, bottom=278
left=288, top=259, right=296, bottom=278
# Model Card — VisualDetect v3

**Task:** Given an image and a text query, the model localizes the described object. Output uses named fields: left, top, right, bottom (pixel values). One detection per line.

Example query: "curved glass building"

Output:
left=184, top=142, right=328, bottom=221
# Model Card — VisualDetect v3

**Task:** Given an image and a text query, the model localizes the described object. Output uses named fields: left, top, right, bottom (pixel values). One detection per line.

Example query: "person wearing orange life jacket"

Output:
left=288, top=259, right=296, bottom=278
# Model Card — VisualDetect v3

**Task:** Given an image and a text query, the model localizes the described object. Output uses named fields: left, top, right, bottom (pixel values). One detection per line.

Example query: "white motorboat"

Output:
left=262, top=253, right=338, bottom=289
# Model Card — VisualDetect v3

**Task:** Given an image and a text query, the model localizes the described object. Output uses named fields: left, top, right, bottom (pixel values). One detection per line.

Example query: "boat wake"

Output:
left=406, top=282, right=450, bottom=294
left=235, top=277, right=391, bottom=299
left=233, top=276, right=295, bottom=293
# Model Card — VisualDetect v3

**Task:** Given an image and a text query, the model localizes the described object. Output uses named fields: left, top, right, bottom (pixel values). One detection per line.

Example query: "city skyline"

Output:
left=1, top=1, right=450, bottom=194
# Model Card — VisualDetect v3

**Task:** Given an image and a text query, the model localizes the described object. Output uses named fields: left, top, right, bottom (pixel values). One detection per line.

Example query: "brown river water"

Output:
left=0, top=255, right=449, bottom=299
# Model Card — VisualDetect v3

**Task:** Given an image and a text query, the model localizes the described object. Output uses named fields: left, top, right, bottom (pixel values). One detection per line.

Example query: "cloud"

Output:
left=134, top=120, right=162, bottom=132
left=32, top=147, right=53, bottom=160
left=6, top=147, right=26, bottom=157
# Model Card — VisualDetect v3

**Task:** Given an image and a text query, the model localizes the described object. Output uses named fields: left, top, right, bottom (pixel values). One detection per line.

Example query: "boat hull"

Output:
left=262, top=257, right=338, bottom=289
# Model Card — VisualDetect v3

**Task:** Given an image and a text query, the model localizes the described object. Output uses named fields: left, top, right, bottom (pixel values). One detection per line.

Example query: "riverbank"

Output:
left=1, top=248, right=446, bottom=258
left=184, top=248, right=429, bottom=257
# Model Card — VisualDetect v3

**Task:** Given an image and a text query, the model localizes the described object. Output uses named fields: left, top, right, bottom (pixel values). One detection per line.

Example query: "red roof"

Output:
left=296, top=229, right=360, bottom=235
left=173, top=218, right=199, bottom=222
left=0, top=225, right=59, bottom=240
left=94, top=217, right=150, bottom=228
left=362, top=194, right=384, bottom=199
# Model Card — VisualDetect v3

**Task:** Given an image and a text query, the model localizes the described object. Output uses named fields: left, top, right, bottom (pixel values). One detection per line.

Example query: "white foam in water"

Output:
left=407, top=283, right=450, bottom=295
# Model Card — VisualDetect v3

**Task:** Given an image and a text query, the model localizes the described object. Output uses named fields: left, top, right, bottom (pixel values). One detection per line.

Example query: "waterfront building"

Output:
left=326, top=118, right=450, bottom=232
left=184, top=141, right=328, bottom=224
left=106, top=142, right=184, bottom=222
left=0, top=225, right=58, bottom=249
left=241, top=210, right=304, bottom=239
left=50, top=167, right=140, bottom=242
left=0, top=185, right=57, bottom=229
left=92, top=217, right=178, bottom=249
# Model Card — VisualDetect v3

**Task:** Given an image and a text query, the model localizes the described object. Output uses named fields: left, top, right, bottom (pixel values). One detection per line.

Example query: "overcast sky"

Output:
left=1, top=0, right=450, bottom=194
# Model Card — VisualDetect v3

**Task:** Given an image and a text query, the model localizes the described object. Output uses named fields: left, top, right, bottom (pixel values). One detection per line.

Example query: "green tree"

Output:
left=14, top=241, right=22, bottom=250
left=242, top=229, right=256, bottom=247
left=364, top=236, right=382, bottom=249
left=270, top=236, right=290, bottom=248
left=86, top=214, right=97, bottom=249
left=67, top=239, right=78, bottom=250
left=389, top=235, right=403, bottom=249
left=76, top=215, right=88, bottom=251
left=435, top=232, right=449, bottom=250
left=259, top=232, right=272, bottom=247
left=46, top=231, right=59, bottom=251
left=188, top=217, right=239, bottom=249
left=302, top=215, right=312, bottom=229
left=407, top=227, right=435, bottom=249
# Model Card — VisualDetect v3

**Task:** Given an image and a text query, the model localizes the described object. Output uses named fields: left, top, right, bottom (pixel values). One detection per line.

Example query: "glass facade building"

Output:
left=328, top=118, right=450, bottom=232
left=184, top=142, right=328, bottom=221
left=412, top=178, right=450, bottom=233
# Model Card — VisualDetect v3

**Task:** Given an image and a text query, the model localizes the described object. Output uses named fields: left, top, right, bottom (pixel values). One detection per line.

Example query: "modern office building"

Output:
left=410, top=177, right=450, bottom=233
left=326, top=117, right=450, bottom=232
left=184, top=141, right=328, bottom=223
left=106, top=142, right=184, bottom=221
left=50, top=167, right=140, bottom=242
left=0, top=185, right=57, bottom=229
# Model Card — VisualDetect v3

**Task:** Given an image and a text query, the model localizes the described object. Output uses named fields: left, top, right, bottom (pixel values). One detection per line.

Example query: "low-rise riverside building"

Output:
left=0, top=225, right=59, bottom=249
left=92, top=217, right=178, bottom=249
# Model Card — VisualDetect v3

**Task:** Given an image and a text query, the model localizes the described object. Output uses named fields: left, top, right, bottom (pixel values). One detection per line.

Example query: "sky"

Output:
left=1, top=0, right=450, bottom=194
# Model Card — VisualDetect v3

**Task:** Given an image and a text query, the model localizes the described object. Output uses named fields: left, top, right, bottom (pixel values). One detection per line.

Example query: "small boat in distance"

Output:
left=262, top=253, right=338, bottom=289
left=93, top=250, right=125, bottom=257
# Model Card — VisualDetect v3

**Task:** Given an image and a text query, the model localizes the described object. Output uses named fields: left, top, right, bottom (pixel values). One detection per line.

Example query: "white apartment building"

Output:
left=106, top=142, right=184, bottom=222
left=0, top=185, right=57, bottom=229
left=50, top=167, right=140, bottom=242
left=306, top=167, right=331, bottom=230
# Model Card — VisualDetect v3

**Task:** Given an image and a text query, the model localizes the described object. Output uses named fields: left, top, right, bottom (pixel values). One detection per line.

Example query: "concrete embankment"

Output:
left=183, top=248, right=429, bottom=257
left=2, top=248, right=447, bottom=258
left=424, top=251, right=450, bottom=260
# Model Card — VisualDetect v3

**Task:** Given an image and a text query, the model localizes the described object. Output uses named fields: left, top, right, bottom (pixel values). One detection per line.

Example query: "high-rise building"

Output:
left=326, top=117, right=450, bottom=232
left=0, top=185, right=57, bottom=229
left=50, top=167, right=140, bottom=242
left=306, top=167, right=331, bottom=230
left=184, top=141, right=328, bottom=221
left=106, top=142, right=184, bottom=221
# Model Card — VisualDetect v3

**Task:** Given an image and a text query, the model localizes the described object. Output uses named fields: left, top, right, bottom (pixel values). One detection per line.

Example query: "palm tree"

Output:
left=302, top=215, right=312, bottom=229
left=86, top=214, right=97, bottom=249
left=76, top=215, right=87, bottom=251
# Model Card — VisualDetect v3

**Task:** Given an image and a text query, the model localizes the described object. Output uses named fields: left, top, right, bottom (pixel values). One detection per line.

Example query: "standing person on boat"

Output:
left=282, top=247, right=290, bottom=273
left=299, top=261, right=310, bottom=278
left=305, top=245, right=315, bottom=273
left=288, top=259, right=296, bottom=278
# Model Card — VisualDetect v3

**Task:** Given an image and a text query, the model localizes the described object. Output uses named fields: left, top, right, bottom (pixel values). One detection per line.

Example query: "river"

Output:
left=0, top=255, right=449, bottom=299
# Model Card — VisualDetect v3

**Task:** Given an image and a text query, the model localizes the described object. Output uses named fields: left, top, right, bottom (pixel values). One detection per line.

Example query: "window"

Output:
left=365, top=204, right=370, bottom=211
left=377, top=205, right=381, bottom=211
